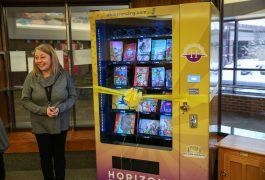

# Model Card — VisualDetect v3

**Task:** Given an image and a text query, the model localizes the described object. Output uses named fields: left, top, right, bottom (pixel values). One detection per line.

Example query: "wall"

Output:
left=130, top=0, right=221, bottom=10
left=222, top=94, right=265, bottom=115
left=0, top=5, right=10, bottom=128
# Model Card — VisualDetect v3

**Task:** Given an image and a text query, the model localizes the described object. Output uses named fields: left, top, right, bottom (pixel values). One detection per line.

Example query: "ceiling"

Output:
left=224, top=0, right=265, bottom=18
left=1, top=0, right=130, bottom=6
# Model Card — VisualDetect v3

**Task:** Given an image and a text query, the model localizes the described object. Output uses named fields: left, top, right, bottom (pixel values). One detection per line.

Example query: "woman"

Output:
left=21, top=44, right=77, bottom=180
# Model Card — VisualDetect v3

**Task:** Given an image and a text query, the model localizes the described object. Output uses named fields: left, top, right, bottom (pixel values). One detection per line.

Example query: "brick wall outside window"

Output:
left=222, top=95, right=265, bottom=115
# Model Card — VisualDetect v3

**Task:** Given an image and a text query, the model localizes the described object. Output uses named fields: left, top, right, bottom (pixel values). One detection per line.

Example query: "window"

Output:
left=221, top=18, right=265, bottom=135
left=222, top=18, right=265, bottom=89
left=70, top=6, right=128, bottom=127
left=6, top=6, right=67, bottom=129
left=5, top=5, right=129, bottom=130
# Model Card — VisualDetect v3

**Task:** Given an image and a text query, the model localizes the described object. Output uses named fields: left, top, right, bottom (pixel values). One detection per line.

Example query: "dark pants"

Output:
left=35, top=131, right=67, bottom=180
left=0, top=152, right=5, bottom=180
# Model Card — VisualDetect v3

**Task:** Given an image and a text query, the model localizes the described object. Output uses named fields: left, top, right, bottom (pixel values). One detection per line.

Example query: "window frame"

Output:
left=222, top=16, right=265, bottom=93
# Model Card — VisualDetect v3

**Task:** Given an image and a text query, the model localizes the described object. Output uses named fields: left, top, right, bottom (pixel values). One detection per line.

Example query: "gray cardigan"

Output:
left=21, top=70, right=77, bottom=134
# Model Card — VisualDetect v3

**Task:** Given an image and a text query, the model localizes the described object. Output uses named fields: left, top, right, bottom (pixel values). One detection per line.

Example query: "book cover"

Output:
left=123, top=43, right=136, bottom=61
left=114, top=112, right=136, bottom=135
left=151, top=39, right=167, bottom=61
left=112, top=94, right=129, bottom=110
left=160, top=100, right=172, bottom=114
left=159, top=115, right=172, bottom=137
left=133, top=66, right=149, bottom=87
left=138, top=119, right=160, bottom=135
left=165, top=69, right=172, bottom=88
left=137, top=38, right=152, bottom=61
left=165, top=39, right=172, bottom=61
left=110, top=41, right=123, bottom=61
left=138, top=98, right=158, bottom=113
left=114, top=66, right=127, bottom=86
left=151, top=67, right=165, bottom=87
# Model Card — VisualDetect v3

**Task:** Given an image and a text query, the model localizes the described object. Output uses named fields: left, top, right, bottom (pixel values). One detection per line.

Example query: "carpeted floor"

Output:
left=222, top=111, right=265, bottom=139
left=222, top=112, right=265, bottom=132
left=4, top=151, right=97, bottom=180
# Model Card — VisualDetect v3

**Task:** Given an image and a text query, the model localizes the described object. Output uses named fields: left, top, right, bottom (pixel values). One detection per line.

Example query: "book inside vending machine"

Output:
left=91, top=3, right=220, bottom=180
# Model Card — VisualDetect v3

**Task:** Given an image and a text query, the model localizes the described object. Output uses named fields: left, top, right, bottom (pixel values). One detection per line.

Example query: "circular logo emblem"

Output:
left=182, top=43, right=207, bottom=63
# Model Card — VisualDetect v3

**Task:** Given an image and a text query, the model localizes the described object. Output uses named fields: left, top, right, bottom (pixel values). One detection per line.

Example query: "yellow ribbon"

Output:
left=94, top=86, right=208, bottom=110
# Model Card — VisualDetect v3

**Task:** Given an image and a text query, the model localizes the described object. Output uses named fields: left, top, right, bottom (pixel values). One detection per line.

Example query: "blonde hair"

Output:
left=32, top=44, right=63, bottom=76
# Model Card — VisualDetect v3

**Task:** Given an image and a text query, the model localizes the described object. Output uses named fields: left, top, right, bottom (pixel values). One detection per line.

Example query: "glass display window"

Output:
left=95, top=16, right=173, bottom=149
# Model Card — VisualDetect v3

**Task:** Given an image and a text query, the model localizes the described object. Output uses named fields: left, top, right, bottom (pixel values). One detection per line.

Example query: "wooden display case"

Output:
left=217, top=135, right=265, bottom=180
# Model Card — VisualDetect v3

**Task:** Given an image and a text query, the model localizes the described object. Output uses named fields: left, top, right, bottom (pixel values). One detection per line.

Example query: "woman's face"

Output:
left=34, top=50, right=52, bottom=73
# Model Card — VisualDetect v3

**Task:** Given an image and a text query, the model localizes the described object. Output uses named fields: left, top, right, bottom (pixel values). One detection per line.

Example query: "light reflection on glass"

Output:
left=234, top=128, right=265, bottom=140
left=220, top=125, right=231, bottom=134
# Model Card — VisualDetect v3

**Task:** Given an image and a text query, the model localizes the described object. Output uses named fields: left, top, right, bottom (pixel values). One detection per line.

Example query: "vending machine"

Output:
left=90, top=2, right=220, bottom=180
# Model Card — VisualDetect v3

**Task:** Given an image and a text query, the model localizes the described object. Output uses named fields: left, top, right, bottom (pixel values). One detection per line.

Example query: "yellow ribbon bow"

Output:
left=123, top=88, right=143, bottom=109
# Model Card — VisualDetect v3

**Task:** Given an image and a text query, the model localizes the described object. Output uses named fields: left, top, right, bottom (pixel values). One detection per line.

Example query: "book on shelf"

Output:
left=113, top=112, right=136, bottom=135
left=123, top=43, right=137, bottom=61
left=151, top=67, right=165, bottom=87
left=151, top=39, right=167, bottom=61
left=112, top=94, right=129, bottom=110
left=110, top=41, right=123, bottom=61
left=138, top=118, right=160, bottom=135
left=138, top=98, right=158, bottom=113
left=137, top=38, right=152, bottom=61
left=133, top=66, right=149, bottom=87
left=160, top=100, right=172, bottom=114
left=165, top=39, right=172, bottom=61
left=165, top=69, right=172, bottom=88
left=159, top=115, right=172, bottom=137
left=114, top=66, right=127, bottom=86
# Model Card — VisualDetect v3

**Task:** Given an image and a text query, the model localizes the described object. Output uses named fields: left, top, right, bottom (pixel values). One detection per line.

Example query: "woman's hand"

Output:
left=47, top=106, right=59, bottom=118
